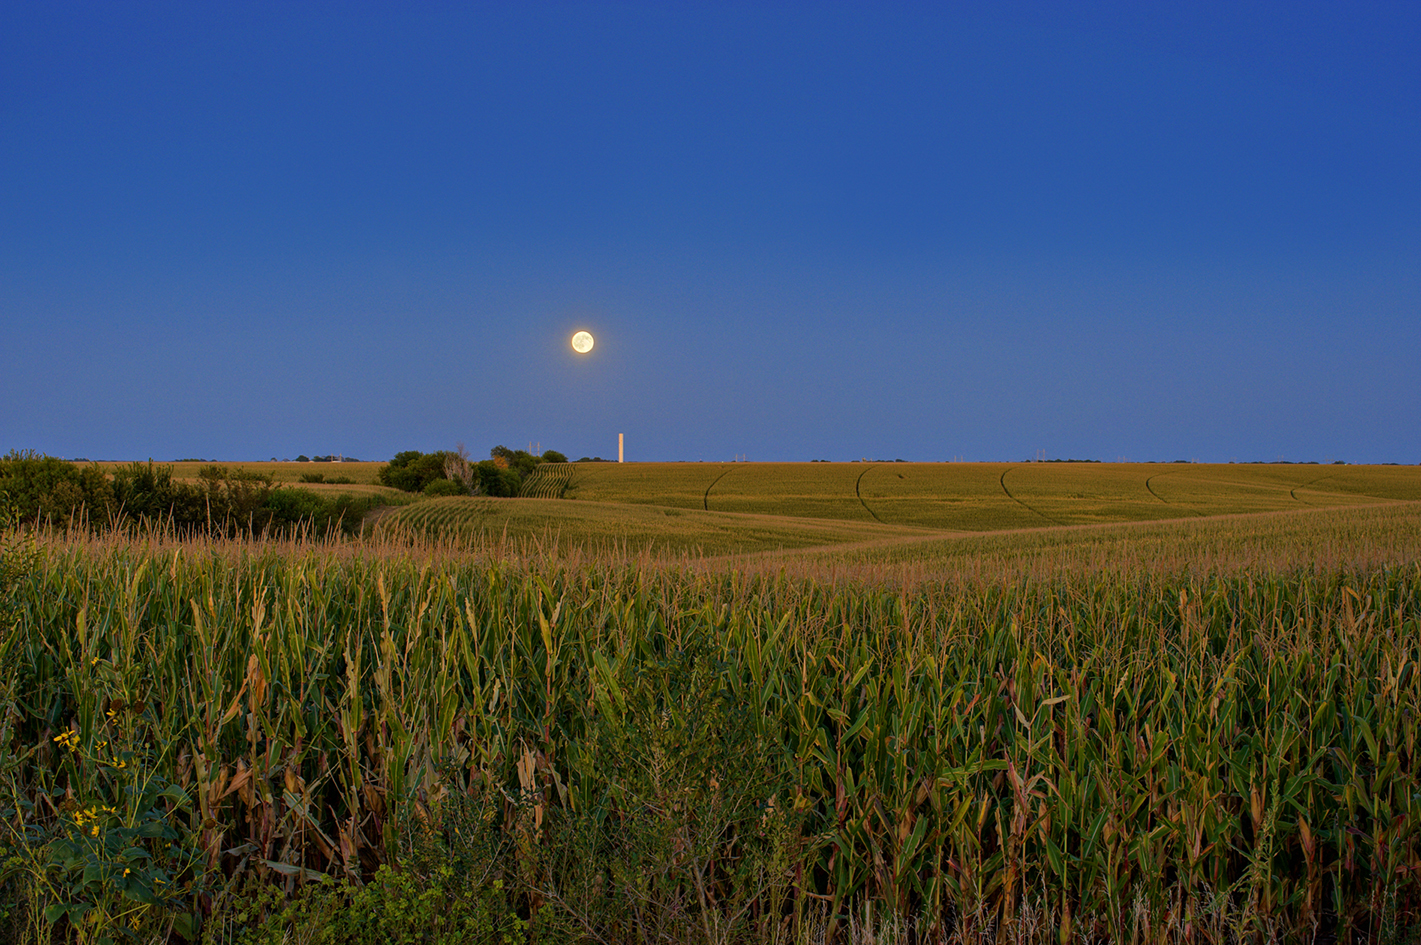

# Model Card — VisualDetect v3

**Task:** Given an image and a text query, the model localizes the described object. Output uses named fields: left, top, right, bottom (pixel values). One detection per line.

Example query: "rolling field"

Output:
left=377, top=495, right=927, bottom=557
left=740, top=503, right=1421, bottom=586
left=554, top=462, right=1419, bottom=530
left=389, top=461, right=1421, bottom=561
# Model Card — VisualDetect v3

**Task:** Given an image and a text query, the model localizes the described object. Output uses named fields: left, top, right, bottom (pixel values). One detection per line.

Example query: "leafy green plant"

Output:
left=42, top=745, right=199, bottom=940
left=6, top=705, right=202, bottom=943
left=204, top=782, right=522, bottom=945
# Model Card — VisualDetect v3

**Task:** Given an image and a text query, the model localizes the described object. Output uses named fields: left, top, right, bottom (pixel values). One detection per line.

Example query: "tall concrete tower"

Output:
left=618, top=434, right=624, bottom=463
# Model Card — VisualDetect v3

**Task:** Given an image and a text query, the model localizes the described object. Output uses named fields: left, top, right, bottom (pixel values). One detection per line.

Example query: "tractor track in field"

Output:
left=854, top=465, right=886, bottom=523
left=999, top=466, right=1060, bottom=525
left=1145, top=472, right=1204, bottom=516
left=1291, top=474, right=1335, bottom=504
left=703, top=467, right=736, bottom=511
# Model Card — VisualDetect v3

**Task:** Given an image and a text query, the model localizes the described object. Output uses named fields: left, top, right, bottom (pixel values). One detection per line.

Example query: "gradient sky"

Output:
left=4, top=2, right=1418, bottom=464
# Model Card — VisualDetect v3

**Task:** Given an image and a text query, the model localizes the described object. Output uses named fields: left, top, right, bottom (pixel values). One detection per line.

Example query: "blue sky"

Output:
left=3, top=2, right=1417, bottom=463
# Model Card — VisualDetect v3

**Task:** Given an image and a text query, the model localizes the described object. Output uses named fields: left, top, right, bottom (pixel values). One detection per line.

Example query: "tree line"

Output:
left=0, top=452, right=374, bottom=536
left=0, top=445, right=575, bottom=535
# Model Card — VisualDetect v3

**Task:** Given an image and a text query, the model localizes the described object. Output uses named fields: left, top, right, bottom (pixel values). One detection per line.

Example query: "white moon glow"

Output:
left=571, top=330, right=594, bottom=354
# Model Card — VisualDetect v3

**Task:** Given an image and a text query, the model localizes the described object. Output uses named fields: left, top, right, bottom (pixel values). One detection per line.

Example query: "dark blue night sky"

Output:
left=4, top=2, right=1417, bottom=463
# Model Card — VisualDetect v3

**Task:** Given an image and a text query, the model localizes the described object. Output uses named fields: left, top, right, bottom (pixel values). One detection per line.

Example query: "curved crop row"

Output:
left=519, top=463, right=576, bottom=499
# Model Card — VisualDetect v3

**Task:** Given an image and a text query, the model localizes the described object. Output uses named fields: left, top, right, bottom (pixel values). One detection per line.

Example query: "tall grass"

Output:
left=2, top=521, right=1419, bottom=942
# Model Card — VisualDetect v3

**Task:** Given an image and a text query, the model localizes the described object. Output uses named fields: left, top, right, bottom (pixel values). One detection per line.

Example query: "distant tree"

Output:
left=475, top=460, right=522, bottom=497
left=443, top=443, right=477, bottom=493
left=295, top=455, right=311, bottom=462
left=542, top=449, right=569, bottom=464
left=378, top=451, right=451, bottom=493
left=489, top=445, right=541, bottom=480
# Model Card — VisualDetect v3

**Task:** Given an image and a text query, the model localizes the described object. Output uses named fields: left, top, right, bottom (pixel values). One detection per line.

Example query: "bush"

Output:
left=112, top=460, right=202, bottom=525
left=0, top=451, right=114, bottom=525
left=422, top=478, right=467, bottom=498
left=262, top=489, right=376, bottom=537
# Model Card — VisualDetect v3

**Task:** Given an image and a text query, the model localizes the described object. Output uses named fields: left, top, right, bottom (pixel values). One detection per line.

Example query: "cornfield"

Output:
left=1, top=525, right=1418, bottom=942
left=520, top=463, right=577, bottom=499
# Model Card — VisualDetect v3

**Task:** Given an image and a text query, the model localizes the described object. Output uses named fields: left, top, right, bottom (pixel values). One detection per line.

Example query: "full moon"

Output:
left=571, top=330, right=594, bottom=354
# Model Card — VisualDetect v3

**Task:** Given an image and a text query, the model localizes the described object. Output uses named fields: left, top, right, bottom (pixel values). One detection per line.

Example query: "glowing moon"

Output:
left=571, top=330, right=594, bottom=354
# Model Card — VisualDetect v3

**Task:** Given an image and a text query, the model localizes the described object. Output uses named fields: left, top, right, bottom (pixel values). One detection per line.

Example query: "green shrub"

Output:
left=262, top=489, right=376, bottom=536
left=0, top=452, right=114, bottom=526
left=111, top=460, right=198, bottom=525
left=211, top=867, right=520, bottom=945
left=209, top=785, right=521, bottom=945
left=422, top=478, right=467, bottom=498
